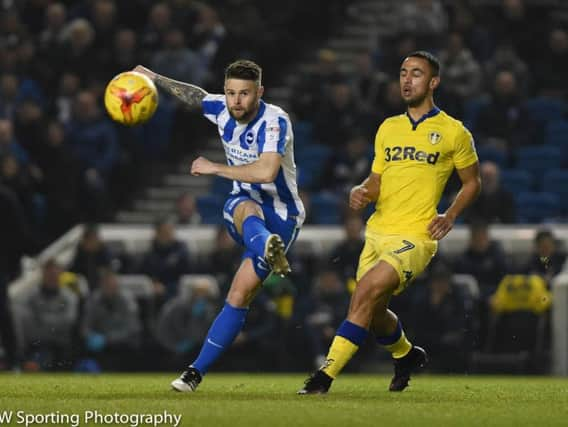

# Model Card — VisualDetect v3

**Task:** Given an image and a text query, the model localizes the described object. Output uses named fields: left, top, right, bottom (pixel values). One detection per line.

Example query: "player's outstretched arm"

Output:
left=350, top=172, right=381, bottom=211
left=191, top=152, right=282, bottom=184
left=133, top=65, right=208, bottom=108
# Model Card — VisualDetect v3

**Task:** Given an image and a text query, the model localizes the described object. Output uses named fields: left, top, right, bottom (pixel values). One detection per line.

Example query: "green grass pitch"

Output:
left=1, top=373, right=567, bottom=426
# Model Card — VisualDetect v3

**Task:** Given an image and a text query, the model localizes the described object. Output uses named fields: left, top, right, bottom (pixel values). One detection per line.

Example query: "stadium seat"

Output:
left=525, top=97, right=566, bottom=124
left=296, top=144, right=332, bottom=189
left=515, top=191, right=560, bottom=223
left=476, top=145, right=508, bottom=168
left=541, top=169, right=568, bottom=212
left=310, top=192, right=342, bottom=224
left=196, top=194, right=225, bottom=225
left=500, top=169, right=534, bottom=194
left=516, top=146, right=562, bottom=176
left=210, top=175, right=234, bottom=196
left=545, top=119, right=568, bottom=146
left=294, top=120, right=314, bottom=147
left=463, top=96, right=489, bottom=130
left=544, top=120, right=568, bottom=164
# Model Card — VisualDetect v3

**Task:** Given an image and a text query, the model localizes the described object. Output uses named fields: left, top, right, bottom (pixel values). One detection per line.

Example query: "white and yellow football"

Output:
left=104, top=71, right=158, bottom=126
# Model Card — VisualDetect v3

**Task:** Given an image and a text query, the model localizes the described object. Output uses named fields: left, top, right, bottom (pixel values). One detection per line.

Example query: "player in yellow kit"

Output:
left=299, top=51, right=481, bottom=394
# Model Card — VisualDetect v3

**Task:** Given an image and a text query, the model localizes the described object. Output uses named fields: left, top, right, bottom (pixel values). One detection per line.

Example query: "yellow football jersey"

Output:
left=368, top=108, right=478, bottom=237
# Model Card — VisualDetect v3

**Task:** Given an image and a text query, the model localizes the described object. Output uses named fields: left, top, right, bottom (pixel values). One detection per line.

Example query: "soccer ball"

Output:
left=104, top=71, right=158, bottom=126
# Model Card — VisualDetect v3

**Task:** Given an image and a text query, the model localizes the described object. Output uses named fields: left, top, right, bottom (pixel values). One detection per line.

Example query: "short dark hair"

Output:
left=406, top=50, right=440, bottom=76
left=225, top=60, right=262, bottom=85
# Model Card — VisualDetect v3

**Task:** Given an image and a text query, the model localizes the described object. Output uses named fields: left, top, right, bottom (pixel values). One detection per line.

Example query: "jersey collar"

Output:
left=239, top=100, right=266, bottom=126
left=406, top=106, right=441, bottom=130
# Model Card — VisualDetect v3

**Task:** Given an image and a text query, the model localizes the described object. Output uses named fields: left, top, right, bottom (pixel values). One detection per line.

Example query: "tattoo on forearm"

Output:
left=154, top=76, right=207, bottom=108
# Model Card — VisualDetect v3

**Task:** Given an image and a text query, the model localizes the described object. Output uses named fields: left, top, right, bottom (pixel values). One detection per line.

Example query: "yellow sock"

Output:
left=321, top=336, right=360, bottom=379
left=384, top=331, right=412, bottom=359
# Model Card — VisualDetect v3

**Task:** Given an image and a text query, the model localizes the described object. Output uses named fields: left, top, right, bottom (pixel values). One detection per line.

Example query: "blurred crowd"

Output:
left=288, top=0, right=568, bottom=226
left=0, top=0, right=346, bottom=251
left=1, top=217, right=563, bottom=374
left=1, top=0, right=568, bottom=374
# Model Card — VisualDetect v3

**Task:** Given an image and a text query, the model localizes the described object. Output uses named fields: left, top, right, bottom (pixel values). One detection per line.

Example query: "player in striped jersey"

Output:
left=134, top=60, right=304, bottom=392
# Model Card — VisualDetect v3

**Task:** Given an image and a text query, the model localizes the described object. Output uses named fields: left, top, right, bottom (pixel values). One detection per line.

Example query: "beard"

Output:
left=404, top=91, right=428, bottom=108
left=228, top=106, right=256, bottom=122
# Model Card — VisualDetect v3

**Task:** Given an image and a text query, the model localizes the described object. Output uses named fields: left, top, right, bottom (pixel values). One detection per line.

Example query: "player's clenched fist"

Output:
left=191, top=156, right=218, bottom=176
left=349, top=185, right=372, bottom=210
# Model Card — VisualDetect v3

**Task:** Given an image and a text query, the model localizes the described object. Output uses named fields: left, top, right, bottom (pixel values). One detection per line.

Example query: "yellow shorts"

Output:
left=356, top=230, right=438, bottom=295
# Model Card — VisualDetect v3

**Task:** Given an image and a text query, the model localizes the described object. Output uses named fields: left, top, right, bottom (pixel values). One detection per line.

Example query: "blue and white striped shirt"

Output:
left=202, top=94, right=305, bottom=225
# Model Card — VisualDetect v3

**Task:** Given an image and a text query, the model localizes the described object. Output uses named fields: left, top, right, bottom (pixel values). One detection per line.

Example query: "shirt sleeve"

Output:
left=258, top=117, right=288, bottom=156
left=371, top=123, right=385, bottom=174
left=453, top=124, right=478, bottom=169
left=201, top=94, right=226, bottom=124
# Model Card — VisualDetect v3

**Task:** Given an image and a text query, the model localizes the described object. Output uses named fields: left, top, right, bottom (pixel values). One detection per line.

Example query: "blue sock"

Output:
left=242, top=216, right=271, bottom=259
left=191, top=302, right=248, bottom=375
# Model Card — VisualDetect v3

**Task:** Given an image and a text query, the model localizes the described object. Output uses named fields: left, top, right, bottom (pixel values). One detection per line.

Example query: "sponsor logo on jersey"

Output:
left=384, top=146, right=440, bottom=165
left=245, top=130, right=255, bottom=144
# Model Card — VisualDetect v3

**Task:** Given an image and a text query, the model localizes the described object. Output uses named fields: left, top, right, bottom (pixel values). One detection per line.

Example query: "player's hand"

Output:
left=133, top=65, right=156, bottom=81
left=349, top=185, right=372, bottom=210
left=428, top=213, right=455, bottom=240
left=191, top=156, right=218, bottom=176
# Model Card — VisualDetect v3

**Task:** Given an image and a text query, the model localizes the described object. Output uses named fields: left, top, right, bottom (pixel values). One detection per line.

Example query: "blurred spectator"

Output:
left=299, top=270, right=350, bottom=368
left=69, top=224, right=113, bottom=290
left=155, top=276, right=217, bottom=367
left=438, top=32, right=481, bottom=116
left=489, top=0, right=547, bottom=65
left=466, top=161, right=516, bottom=224
left=38, top=3, right=68, bottom=54
left=0, top=9, right=28, bottom=48
left=108, top=29, right=143, bottom=76
left=151, top=28, right=207, bottom=88
left=484, top=42, right=530, bottom=95
left=533, top=28, right=568, bottom=97
left=291, top=48, right=344, bottom=121
left=521, top=229, right=567, bottom=284
left=51, top=72, right=81, bottom=124
left=142, top=2, right=172, bottom=52
left=413, top=263, right=469, bottom=372
left=313, top=81, right=372, bottom=149
left=19, top=259, right=79, bottom=370
left=176, top=191, right=201, bottom=225
left=395, top=0, right=448, bottom=49
left=141, top=217, right=192, bottom=300
left=449, top=1, right=493, bottom=62
left=14, top=98, right=47, bottom=162
left=189, top=4, right=226, bottom=71
left=66, top=90, right=119, bottom=220
left=350, top=52, right=385, bottom=113
left=454, top=221, right=507, bottom=301
left=0, top=74, right=20, bottom=120
left=202, top=226, right=241, bottom=293
left=377, top=34, right=417, bottom=79
left=36, top=120, right=80, bottom=241
left=0, top=118, right=29, bottom=165
left=0, top=153, right=42, bottom=227
left=82, top=269, right=141, bottom=371
left=475, top=70, right=534, bottom=149
left=326, top=135, right=372, bottom=195
left=0, top=184, right=36, bottom=368
left=329, top=214, right=365, bottom=285
left=59, top=18, right=97, bottom=84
